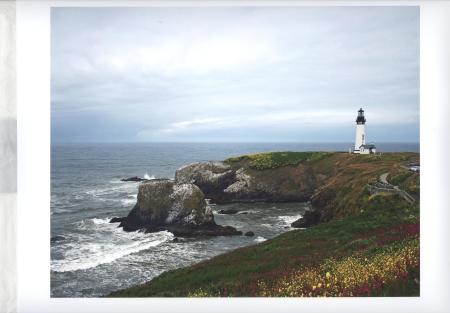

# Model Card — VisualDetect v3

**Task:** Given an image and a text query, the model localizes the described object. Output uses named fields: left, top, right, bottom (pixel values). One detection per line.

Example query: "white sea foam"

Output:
left=85, top=183, right=137, bottom=197
left=121, top=194, right=137, bottom=206
left=254, top=236, right=267, bottom=243
left=76, top=217, right=112, bottom=229
left=237, top=209, right=260, bottom=214
left=144, top=173, right=155, bottom=180
left=51, top=218, right=173, bottom=272
left=90, top=217, right=111, bottom=225
left=277, top=214, right=303, bottom=227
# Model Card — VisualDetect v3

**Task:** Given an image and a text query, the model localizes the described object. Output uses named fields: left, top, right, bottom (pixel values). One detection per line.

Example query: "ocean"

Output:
left=50, top=142, right=419, bottom=297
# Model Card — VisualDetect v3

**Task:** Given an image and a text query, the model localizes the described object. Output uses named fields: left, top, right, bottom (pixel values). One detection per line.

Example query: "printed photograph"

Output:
left=50, top=6, right=420, bottom=297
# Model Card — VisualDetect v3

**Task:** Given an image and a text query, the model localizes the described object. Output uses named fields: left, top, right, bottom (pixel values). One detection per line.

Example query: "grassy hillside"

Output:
left=225, top=151, right=331, bottom=170
left=109, top=152, right=420, bottom=297
left=227, top=151, right=419, bottom=221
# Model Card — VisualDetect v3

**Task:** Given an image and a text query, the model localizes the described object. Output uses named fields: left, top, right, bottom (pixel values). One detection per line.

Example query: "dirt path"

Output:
left=379, top=172, right=415, bottom=204
left=380, top=173, right=389, bottom=184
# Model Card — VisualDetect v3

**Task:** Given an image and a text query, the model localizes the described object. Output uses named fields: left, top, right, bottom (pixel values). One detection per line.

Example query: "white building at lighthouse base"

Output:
left=356, top=144, right=377, bottom=154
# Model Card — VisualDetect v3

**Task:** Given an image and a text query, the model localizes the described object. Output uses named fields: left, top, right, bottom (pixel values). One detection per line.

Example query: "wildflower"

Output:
left=248, top=237, right=419, bottom=297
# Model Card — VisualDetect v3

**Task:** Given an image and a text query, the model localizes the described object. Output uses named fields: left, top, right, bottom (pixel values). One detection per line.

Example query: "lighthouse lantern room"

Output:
left=353, top=108, right=376, bottom=154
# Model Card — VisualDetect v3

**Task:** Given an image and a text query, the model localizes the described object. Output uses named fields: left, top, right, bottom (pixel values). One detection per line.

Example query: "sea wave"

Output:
left=85, top=182, right=137, bottom=197
left=121, top=194, right=137, bottom=206
left=144, top=173, right=155, bottom=180
left=238, top=209, right=261, bottom=214
left=254, top=236, right=267, bottom=243
left=51, top=218, right=173, bottom=272
left=277, top=214, right=303, bottom=226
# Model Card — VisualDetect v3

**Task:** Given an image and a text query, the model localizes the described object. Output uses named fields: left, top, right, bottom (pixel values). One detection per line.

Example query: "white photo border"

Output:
left=16, top=1, right=450, bottom=312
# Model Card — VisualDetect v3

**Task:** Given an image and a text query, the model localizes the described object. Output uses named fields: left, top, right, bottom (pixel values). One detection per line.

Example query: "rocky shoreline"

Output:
left=111, top=156, right=328, bottom=236
left=112, top=152, right=420, bottom=236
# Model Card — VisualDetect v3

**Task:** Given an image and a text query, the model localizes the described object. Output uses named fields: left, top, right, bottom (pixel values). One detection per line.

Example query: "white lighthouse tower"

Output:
left=353, top=108, right=376, bottom=154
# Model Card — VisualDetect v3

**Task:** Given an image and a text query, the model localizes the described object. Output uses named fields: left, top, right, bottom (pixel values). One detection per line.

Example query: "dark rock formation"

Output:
left=50, top=235, right=66, bottom=243
left=244, top=231, right=255, bottom=237
left=121, top=176, right=148, bottom=182
left=110, top=217, right=124, bottom=223
left=117, top=179, right=240, bottom=237
left=175, top=162, right=236, bottom=201
left=175, top=161, right=318, bottom=204
left=145, top=223, right=242, bottom=237
left=291, top=210, right=321, bottom=228
left=217, top=209, right=239, bottom=215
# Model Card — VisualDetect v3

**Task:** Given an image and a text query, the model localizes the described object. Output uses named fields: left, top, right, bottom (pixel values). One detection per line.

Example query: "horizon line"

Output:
left=51, top=141, right=420, bottom=145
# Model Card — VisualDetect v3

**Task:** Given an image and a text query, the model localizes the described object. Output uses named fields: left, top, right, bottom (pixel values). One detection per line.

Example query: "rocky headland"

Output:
left=113, top=151, right=420, bottom=236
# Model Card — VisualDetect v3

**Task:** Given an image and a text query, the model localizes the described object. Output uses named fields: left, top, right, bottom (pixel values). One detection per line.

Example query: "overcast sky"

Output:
left=51, top=6, right=419, bottom=143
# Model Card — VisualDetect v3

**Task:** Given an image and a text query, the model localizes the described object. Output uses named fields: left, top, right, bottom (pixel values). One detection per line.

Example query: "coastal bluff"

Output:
left=115, top=151, right=420, bottom=235
left=175, top=152, right=420, bottom=227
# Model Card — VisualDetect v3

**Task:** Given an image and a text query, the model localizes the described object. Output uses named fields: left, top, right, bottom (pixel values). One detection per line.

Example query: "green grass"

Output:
left=226, top=151, right=331, bottom=170
left=109, top=193, right=419, bottom=297
left=354, top=153, right=414, bottom=162
left=109, top=152, right=420, bottom=297
left=390, top=171, right=414, bottom=186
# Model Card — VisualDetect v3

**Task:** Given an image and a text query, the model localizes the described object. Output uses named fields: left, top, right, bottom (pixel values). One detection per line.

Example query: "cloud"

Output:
left=51, top=6, right=419, bottom=143
left=135, top=108, right=419, bottom=142
left=142, top=117, right=227, bottom=137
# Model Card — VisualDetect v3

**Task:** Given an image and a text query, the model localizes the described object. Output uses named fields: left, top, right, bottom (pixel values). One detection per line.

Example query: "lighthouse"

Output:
left=353, top=108, right=376, bottom=154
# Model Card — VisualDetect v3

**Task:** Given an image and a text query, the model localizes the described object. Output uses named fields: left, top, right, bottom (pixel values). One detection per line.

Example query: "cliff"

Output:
left=174, top=151, right=419, bottom=226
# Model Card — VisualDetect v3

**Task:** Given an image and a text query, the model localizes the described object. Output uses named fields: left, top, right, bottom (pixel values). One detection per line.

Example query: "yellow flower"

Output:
left=312, top=285, right=317, bottom=290
left=326, top=272, right=331, bottom=279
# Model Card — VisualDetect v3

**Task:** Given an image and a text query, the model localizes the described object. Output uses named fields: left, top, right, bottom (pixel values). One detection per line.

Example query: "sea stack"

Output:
left=116, top=179, right=241, bottom=237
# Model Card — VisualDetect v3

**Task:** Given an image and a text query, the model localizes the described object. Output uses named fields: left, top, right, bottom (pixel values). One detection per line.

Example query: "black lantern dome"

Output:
left=356, top=108, right=366, bottom=124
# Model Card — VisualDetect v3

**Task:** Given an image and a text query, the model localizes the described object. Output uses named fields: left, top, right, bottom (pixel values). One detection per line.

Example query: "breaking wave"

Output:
left=277, top=214, right=303, bottom=227
left=254, top=236, right=267, bottom=243
left=144, top=173, right=155, bottom=180
left=51, top=218, right=173, bottom=272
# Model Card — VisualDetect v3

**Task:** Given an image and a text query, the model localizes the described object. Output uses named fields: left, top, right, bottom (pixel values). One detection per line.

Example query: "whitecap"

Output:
left=121, top=195, right=137, bottom=206
left=254, top=236, right=267, bottom=243
left=144, top=173, right=155, bottom=180
left=85, top=183, right=137, bottom=198
left=90, top=217, right=111, bottom=225
left=76, top=217, right=112, bottom=229
left=51, top=229, right=173, bottom=272
left=238, top=209, right=260, bottom=214
left=277, top=214, right=303, bottom=227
